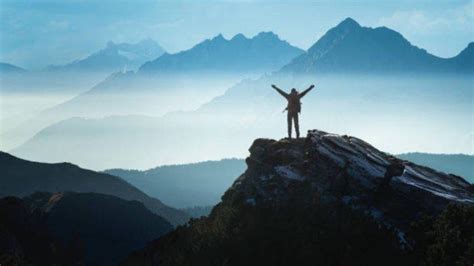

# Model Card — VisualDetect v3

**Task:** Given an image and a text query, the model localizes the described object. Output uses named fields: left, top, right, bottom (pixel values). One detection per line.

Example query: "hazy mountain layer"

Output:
left=0, top=39, right=165, bottom=149
left=11, top=74, right=472, bottom=169
left=106, top=159, right=247, bottom=208
left=47, top=39, right=165, bottom=73
left=7, top=19, right=473, bottom=168
left=1, top=33, right=302, bottom=150
left=0, top=38, right=164, bottom=94
left=0, top=62, right=25, bottom=73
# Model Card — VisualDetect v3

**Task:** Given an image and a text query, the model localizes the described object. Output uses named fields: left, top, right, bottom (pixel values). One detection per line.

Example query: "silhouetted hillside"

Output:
left=0, top=151, right=189, bottom=225
left=106, top=159, right=246, bottom=208
left=1, top=192, right=173, bottom=266
left=0, top=196, right=81, bottom=265
left=125, top=130, right=474, bottom=266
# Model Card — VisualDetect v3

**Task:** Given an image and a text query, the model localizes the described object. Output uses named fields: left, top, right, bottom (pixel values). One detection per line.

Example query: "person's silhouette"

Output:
left=272, top=84, right=315, bottom=139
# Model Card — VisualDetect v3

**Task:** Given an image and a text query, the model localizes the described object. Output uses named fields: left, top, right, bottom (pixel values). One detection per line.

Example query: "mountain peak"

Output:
left=460, top=41, right=474, bottom=55
left=134, top=38, right=160, bottom=47
left=231, top=33, right=247, bottom=41
left=337, top=17, right=361, bottom=29
left=281, top=18, right=472, bottom=74
left=255, top=31, right=280, bottom=40
left=124, top=129, right=474, bottom=265
left=212, top=33, right=226, bottom=41
left=46, top=39, right=165, bottom=72
left=106, top=40, right=116, bottom=48
left=242, top=129, right=473, bottom=206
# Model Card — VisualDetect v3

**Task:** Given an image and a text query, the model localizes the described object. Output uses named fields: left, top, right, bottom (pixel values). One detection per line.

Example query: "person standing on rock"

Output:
left=271, top=84, right=315, bottom=139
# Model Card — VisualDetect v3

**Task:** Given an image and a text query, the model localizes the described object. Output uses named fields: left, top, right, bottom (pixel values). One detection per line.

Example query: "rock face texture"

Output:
left=124, top=130, right=474, bottom=266
left=241, top=130, right=473, bottom=229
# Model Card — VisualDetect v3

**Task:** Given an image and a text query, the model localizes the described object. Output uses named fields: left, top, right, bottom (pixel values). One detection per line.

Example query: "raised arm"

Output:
left=298, top=84, right=315, bottom=98
left=271, top=84, right=289, bottom=99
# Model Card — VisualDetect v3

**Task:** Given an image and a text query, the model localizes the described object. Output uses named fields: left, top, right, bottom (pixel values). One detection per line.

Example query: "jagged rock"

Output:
left=124, top=130, right=474, bottom=266
left=231, top=130, right=473, bottom=227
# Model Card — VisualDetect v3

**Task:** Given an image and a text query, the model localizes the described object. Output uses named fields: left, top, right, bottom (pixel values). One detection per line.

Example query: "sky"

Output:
left=1, top=0, right=472, bottom=69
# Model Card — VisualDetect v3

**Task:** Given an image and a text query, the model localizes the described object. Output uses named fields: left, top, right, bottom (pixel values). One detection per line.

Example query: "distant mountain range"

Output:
left=0, top=151, right=189, bottom=225
left=46, top=38, right=165, bottom=73
left=0, top=192, right=172, bottom=266
left=0, top=62, right=26, bottom=74
left=106, top=159, right=247, bottom=208
left=282, top=18, right=473, bottom=74
left=1, top=32, right=304, bottom=149
left=7, top=18, right=474, bottom=168
left=140, top=32, right=304, bottom=74
left=0, top=39, right=165, bottom=97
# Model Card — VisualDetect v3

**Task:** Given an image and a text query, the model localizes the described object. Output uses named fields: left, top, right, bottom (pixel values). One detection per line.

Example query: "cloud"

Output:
left=378, top=2, right=473, bottom=35
left=375, top=2, right=473, bottom=57
left=46, top=20, right=70, bottom=32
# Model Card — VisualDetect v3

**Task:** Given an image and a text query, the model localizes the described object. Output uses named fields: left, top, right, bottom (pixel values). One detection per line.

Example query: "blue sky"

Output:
left=1, top=0, right=472, bottom=69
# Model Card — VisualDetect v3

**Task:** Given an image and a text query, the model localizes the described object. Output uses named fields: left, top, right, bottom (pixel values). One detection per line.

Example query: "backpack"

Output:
left=288, top=95, right=301, bottom=113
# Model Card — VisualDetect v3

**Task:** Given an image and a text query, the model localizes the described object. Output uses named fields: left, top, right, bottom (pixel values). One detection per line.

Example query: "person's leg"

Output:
left=287, top=112, right=292, bottom=139
left=294, top=113, right=300, bottom=139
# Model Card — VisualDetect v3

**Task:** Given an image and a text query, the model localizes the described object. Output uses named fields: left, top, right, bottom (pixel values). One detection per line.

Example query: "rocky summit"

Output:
left=124, top=130, right=474, bottom=266
left=239, top=130, right=473, bottom=229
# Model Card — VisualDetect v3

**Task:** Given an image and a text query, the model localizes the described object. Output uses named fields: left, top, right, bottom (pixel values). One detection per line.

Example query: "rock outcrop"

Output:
left=238, top=130, right=473, bottom=230
left=124, top=130, right=474, bottom=266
